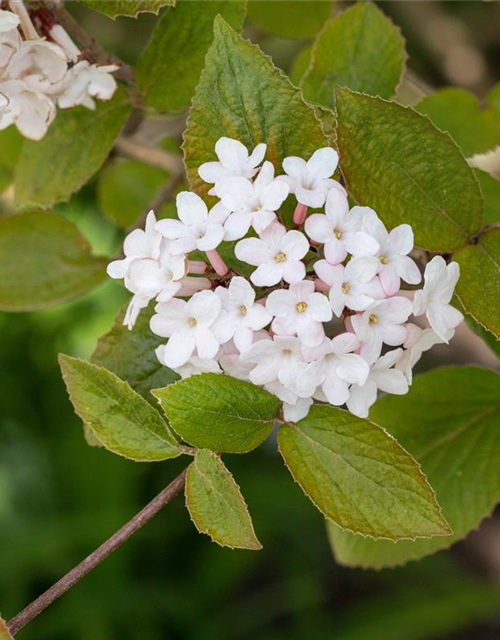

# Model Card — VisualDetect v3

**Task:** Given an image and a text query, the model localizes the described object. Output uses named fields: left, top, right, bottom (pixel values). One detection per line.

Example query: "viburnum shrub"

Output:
left=0, top=0, right=499, bottom=636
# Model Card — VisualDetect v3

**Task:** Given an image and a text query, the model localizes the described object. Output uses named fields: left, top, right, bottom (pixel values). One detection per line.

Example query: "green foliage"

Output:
left=59, top=355, right=181, bottom=461
left=328, top=367, right=500, bottom=568
left=289, top=44, right=312, bottom=86
left=247, top=0, right=332, bottom=39
left=335, top=88, right=483, bottom=251
left=278, top=405, right=450, bottom=540
left=92, top=303, right=180, bottom=401
left=0, top=211, right=107, bottom=311
left=186, top=450, right=262, bottom=550
left=416, top=88, right=500, bottom=157
left=15, top=88, right=132, bottom=207
left=301, top=3, right=406, bottom=108
left=486, top=81, right=500, bottom=115
left=80, top=0, right=174, bottom=18
left=465, top=315, right=500, bottom=359
left=183, top=17, right=327, bottom=199
left=455, top=228, right=500, bottom=339
left=136, top=1, right=246, bottom=114
left=98, top=159, right=167, bottom=228
left=475, top=169, right=500, bottom=225
left=153, top=373, right=281, bottom=453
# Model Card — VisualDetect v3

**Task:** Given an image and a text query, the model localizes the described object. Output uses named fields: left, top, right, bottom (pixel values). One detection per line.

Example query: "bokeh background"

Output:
left=2, top=2, right=500, bottom=638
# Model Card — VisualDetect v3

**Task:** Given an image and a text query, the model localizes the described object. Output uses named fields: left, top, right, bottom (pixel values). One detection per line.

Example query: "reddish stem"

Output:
left=293, top=203, right=308, bottom=226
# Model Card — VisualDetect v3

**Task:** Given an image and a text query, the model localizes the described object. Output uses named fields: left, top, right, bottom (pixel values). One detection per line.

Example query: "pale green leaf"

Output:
left=186, top=450, right=262, bottom=550
left=80, top=0, right=174, bottom=18
left=0, top=126, right=23, bottom=172
left=278, top=405, right=450, bottom=540
left=59, top=355, right=181, bottom=461
left=475, top=169, right=500, bottom=225
left=328, top=366, right=500, bottom=568
left=455, top=227, right=500, bottom=339
left=91, top=303, right=179, bottom=401
left=290, top=44, right=312, bottom=86
left=136, top=1, right=246, bottom=114
left=15, top=88, right=132, bottom=207
left=0, top=616, right=13, bottom=640
left=335, top=88, right=483, bottom=251
left=183, top=17, right=327, bottom=200
left=0, top=211, right=106, bottom=311
left=153, top=373, right=281, bottom=453
left=301, top=3, right=406, bottom=107
left=416, top=88, right=500, bottom=157
left=486, top=81, right=500, bottom=116
left=248, top=0, right=332, bottom=39
left=98, top=159, right=167, bottom=228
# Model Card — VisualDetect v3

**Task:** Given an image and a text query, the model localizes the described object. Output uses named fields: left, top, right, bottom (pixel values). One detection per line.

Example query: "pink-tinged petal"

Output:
left=329, top=286, right=346, bottom=317
left=124, top=228, right=149, bottom=257
left=331, top=332, right=360, bottom=354
left=290, top=279, right=315, bottom=300
left=324, top=187, right=349, bottom=227
left=252, top=209, right=277, bottom=235
left=297, top=315, right=324, bottom=347
left=395, top=255, right=422, bottom=285
left=251, top=262, right=283, bottom=286
left=186, top=290, right=221, bottom=325
left=379, top=264, right=401, bottom=296
left=162, top=332, right=196, bottom=368
left=281, top=230, right=309, bottom=260
left=359, top=334, right=383, bottom=364
left=389, top=224, right=414, bottom=255
left=176, top=191, right=207, bottom=226
left=324, top=238, right=347, bottom=265
left=307, top=292, right=333, bottom=322
left=215, top=176, right=253, bottom=212
left=195, top=326, right=220, bottom=359
left=295, top=185, right=326, bottom=208
left=346, top=256, right=380, bottom=283
left=266, top=288, right=295, bottom=316
left=374, top=369, right=408, bottom=395
left=361, top=213, right=388, bottom=246
left=379, top=323, right=408, bottom=347
left=383, top=296, right=413, bottom=323
left=344, top=231, right=380, bottom=257
left=156, top=280, right=182, bottom=303
left=314, top=259, right=342, bottom=286
left=282, top=260, right=306, bottom=284
left=196, top=224, right=224, bottom=251
left=260, top=221, right=287, bottom=247
left=346, top=381, right=378, bottom=418
left=224, top=211, right=253, bottom=241
left=245, top=304, right=272, bottom=331
left=306, top=147, right=339, bottom=179
left=176, top=276, right=211, bottom=297
left=228, top=276, right=255, bottom=306
left=305, top=213, right=334, bottom=243
left=337, top=354, right=369, bottom=386
left=272, top=315, right=298, bottom=337
left=207, top=202, right=231, bottom=226
left=351, top=313, right=371, bottom=344
left=282, top=156, right=307, bottom=181
left=235, top=237, right=273, bottom=266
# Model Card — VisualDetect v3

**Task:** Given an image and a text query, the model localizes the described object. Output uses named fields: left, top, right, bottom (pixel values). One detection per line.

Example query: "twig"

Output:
left=7, top=469, right=188, bottom=636
left=116, top=137, right=184, bottom=175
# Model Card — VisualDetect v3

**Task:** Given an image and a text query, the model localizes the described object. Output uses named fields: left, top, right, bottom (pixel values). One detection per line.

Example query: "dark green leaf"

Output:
left=475, top=168, right=500, bottom=225
left=59, top=355, right=181, bottom=461
left=0, top=211, right=106, bottom=311
left=328, top=366, right=500, bottom=567
left=248, top=0, right=332, bottom=39
left=278, top=405, right=451, bottom=540
left=80, top=0, right=174, bottom=18
left=136, top=1, right=246, bottom=114
left=186, top=450, right=262, bottom=549
left=153, top=373, right=281, bottom=453
left=335, top=88, right=483, bottom=251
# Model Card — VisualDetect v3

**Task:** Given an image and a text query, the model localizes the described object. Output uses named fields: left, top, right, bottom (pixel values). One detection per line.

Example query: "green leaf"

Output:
left=15, top=88, right=132, bottom=207
left=475, top=168, right=500, bottom=225
left=186, top=450, right=262, bottom=550
left=183, top=16, right=327, bottom=200
left=0, top=126, right=23, bottom=172
left=98, top=159, right=167, bottom=228
left=455, top=227, right=500, bottom=339
left=290, top=44, right=312, bottom=86
left=153, top=373, right=281, bottom=453
left=248, top=0, right=332, bottom=39
left=328, top=366, right=500, bottom=568
left=80, top=0, right=174, bottom=18
left=0, top=211, right=107, bottom=311
left=59, top=355, right=181, bottom=461
left=486, top=81, right=500, bottom=116
left=136, top=1, right=246, bottom=114
left=335, top=88, right=483, bottom=251
left=91, top=303, right=179, bottom=401
left=0, top=616, right=13, bottom=640
left=465, top=315, right=500, bottom=359
left=416, top=88, right=500, bottom=157
left=277, top=405, right=450, bottom=540
left=301, top=3, right=406, bottom=107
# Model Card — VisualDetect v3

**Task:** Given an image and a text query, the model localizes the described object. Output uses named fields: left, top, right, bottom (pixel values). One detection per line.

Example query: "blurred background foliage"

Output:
left=2, top=1, right=500, bottom=638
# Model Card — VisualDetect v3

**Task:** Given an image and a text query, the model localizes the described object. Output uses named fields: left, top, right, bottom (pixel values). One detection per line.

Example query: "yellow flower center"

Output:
left=334, top=229, right=342, bottom=239
left=274, top=251, right=287, bottom=263
left=368, top=314, right=378, bottom=324
left=283, top=348, right=292, bottom=355
left=341, top=283, right=350, bottom=294
left=379, top=256, right=388, bottom=265
left=189, top=317, right=197, bottom=326
left=239, top=305, right=248, bottom=316
left=296, top=301, right=308, bottom=313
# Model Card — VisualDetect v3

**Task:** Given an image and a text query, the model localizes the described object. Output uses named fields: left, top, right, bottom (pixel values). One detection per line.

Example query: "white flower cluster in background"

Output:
left=108, top=137, right=464, bottom=421
left=0, top=4, right=117, bottom=140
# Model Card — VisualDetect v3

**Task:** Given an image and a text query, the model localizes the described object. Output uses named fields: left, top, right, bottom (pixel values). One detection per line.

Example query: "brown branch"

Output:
left=115, top=138, right=184, bottom=175
left=7, top=469, right=188, bottom=636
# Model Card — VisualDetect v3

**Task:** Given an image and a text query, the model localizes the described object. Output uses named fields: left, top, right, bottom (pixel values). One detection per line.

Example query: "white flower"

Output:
left=0, top=78, right=55, bottom=139
left=198, top=137, right=266, bottom=191
left=396, top=324, right=443, bottom=383
left=350, top=218, right=421, bottom=296
left=216, top=161, right=289, bottom=239
left=150, top=290, right=227, bottom=368
left=412, top=256, right=463, bottom=342
left=55, top=61, right=118, bottom=110
left=347, top=349, right=408, bottom=418
left=0, top=10, right=21, bottom=69
left=266, top=280, right=332, bottom=347
left=305, top=192, right=379, bottom=265
left=219, top=331, right=269, bottom=380
left=8, top=39, right=67, bottom=85
left=297, top=333, right=369, bottom=406
left=0, top=9, right=20, bottom=32
left=314, top=259, right=385, bottom=317
left=240, top=335, right=307, bottom=392
left=235, top=222, right=309, bottom=287
left=282, top=396, right=313, bottom=423
left=214, top=277, right=272, bottom=352
left=157, top=347, right=222, bottom=379
left=156, top=192, right=229, bottom=255
left=351, top=296, right=413, bottom=363
left=279, top=147, right=342, bottom=208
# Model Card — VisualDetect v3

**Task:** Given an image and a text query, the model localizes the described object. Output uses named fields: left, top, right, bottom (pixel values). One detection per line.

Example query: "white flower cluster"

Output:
left=108, top=137, right=464, bottom=421
left=0, top=4, right=117, bottom=140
